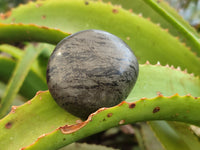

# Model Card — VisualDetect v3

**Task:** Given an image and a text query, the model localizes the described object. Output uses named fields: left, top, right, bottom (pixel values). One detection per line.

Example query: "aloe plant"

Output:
left=0, top=0, right=200, bottom=149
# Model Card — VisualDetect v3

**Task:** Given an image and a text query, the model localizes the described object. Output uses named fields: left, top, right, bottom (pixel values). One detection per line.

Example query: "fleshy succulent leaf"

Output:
left=0, top=1, right=200, bottom=149
left=127, top=63, right=200, bottom=101
left=133, top=122, right=165, bottom=150
left=0, top=45, right=43, bottom=118
left=97, top=0, right=200, bottom=55
left=0, top=56, right=47, bottom=99
left=0, top=0, right=200, bottom=75
left=0, top=44, right=23, bottom=59
left=21, top=93, right=200, bottom=150
left=0, top=64, right=199, bottom=149
left=0, top=23, right=69, bottom=44
left=0, top=91, right=79, bottom=150
left=150, top=121, right=200, bottom=150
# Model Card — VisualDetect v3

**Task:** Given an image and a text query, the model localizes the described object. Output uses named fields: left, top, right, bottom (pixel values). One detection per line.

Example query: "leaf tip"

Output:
left=10, top=106, right=18, bottom=114
left=156, top=61, right=161, bottom=66
left=138, top=13, right=143, bottom=17
left=145, top=60, right=150, bottom=65
left=126, top=36, right=130, bottom=40
left=156, top=91, right=163, bottom=97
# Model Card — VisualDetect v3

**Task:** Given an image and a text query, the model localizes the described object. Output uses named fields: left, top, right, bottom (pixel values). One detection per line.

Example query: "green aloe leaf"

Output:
left=150, top=121, right=200, bottom=150
left=0, top=64, right=199, bottom=150
left=0, top=23, right=69, bottom=44
left=127, top=63, right=200, bottom=150
left=1, top=0, right=200, bottom=75
left=0, top=81, right=26, bottom=106
left=0, top=45, right=43, bottom=118
left=0, top=43, right=55, bottom=81
left=0, top=91, right=79, bottom=150
left=133, top=122, right=165, bottom=150
left=0, top=56, right=47, bottom=99
left=127, top=63, right=200, bottom=101
left=18, top=93, right=200, bottom=150
left=0, top=44, right=23, bottom=59
left=99, top=0, right=200, bottom=56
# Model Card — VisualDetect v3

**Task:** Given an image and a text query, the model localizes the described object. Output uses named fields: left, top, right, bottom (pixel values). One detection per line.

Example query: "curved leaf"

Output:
left=0, top=23, right=69, bottom=44
left=0, top=44, right=23, bottom=59
left=134, top=122, right=165, bottom=150
left=0, top=45, right=43, bottom=118
left=0, top=56, right=47, bottom=99
left=0, top=91, right=79, bottom=150
left=0, top=64, right=199, bottom=149
left=1, top=0, right=200, bottom=75
left=22, top=93, right=200, bottom=150
left=127, top=63, right=200, bottom=101
left=0, top=43, right=55, bottom=81
left=99, top=0, right=200, bottom=56
left=150, top=121, right=200, bottom=150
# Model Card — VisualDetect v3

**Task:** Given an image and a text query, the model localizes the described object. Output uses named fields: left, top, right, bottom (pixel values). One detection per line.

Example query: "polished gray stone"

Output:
left=47, top=30, right=139, bottom=119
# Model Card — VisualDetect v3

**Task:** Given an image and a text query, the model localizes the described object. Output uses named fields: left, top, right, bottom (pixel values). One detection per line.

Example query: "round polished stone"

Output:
left=47, top=30, right=139, bottom=119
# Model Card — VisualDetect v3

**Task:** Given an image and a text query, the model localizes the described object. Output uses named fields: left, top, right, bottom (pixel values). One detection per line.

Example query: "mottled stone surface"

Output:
left=47, top=30, right=139, bottom=119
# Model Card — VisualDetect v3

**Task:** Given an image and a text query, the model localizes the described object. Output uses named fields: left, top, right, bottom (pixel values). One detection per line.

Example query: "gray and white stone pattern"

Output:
left=46, top=30, right=139, bottom=119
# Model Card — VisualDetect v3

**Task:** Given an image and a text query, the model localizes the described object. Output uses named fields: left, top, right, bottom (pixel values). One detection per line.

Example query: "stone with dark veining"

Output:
left=47, top=30, right=139, bottom=119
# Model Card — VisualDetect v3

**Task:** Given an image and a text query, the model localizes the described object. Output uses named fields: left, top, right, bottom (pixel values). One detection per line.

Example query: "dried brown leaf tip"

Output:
left=117, top=101, right=127, bottom=107
left=138, top=13, right=143, bottom=17
left=36, top=91, right=45, bottom=95
left=170, top=65, right=175, bottom=69
left=156, top=61, right=161, bottom=66
left=190, top=73, right=194, bottom=77
left=126, top=37, right=130, bottom=40
left=140, top=97, right=147, bottom=100
left=10, top=106, right=18, bottom=114
left=153, top=106, right=160, bottom=113
left=186, top=93, right=191, bottom=97
left=156, top=91, right=163, bottom=96
left=145, top=60, right=150, bottom=65
left=76, top=119, right=83, bottom=124
left=182, top=69, right=187, bottom=74
left=176, top=66, right=181, bottom=71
